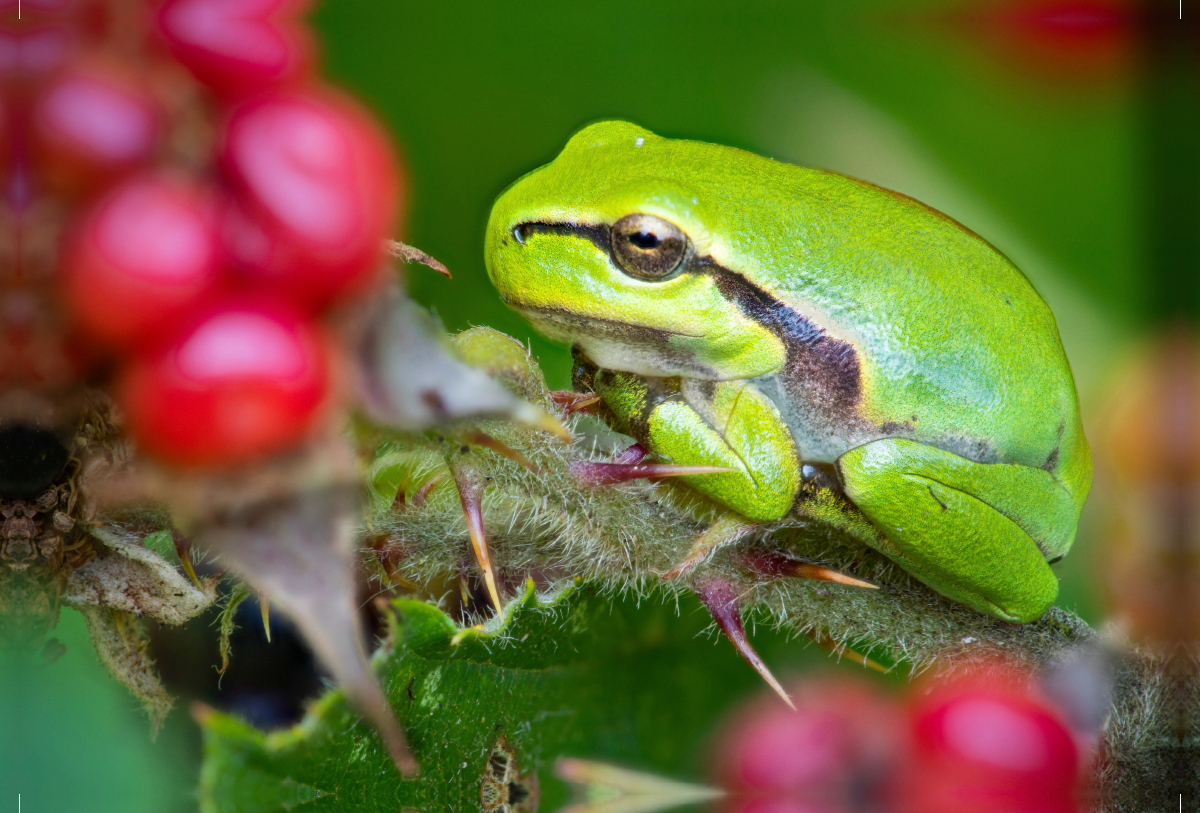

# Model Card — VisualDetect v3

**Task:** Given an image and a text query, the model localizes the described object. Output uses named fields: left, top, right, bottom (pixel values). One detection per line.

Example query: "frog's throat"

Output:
left=514, top=305, right=728, bottom=380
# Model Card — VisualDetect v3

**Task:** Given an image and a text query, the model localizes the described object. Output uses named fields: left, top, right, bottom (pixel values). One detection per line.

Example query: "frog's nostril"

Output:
left=512, top=223, right=533, bottom=244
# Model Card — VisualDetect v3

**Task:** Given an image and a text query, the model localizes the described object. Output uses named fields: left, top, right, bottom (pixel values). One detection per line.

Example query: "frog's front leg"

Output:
left=593, top=370, right=805, bottom=581
left=837, top=438, right=1079, bottom=623
left=593, top=371, right=802, bottom=524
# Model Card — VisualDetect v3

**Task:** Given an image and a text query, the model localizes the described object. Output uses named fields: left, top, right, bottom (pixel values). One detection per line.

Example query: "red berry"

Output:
left=0, top=25, right=75, bottom=83
left=61, top=173, right=222, bottom=349
left=0, top=0, right=74, bottom=14
left=719, top=800, right=854, bottom=813
left=899, top=669, right=1081, bottom=813
left=156, top=0, right=314, bottom=97
left=219, top=89, right=399, bottom=310
left=117, top=299, right=332, bottom=467
left=33, top=64, right=160, bottom=189
left=711, top=677, right=904, bottom=806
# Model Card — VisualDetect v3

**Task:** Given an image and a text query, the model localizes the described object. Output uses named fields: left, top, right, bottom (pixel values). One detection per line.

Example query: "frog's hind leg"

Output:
left=836, top=438, right=1079, bottom=622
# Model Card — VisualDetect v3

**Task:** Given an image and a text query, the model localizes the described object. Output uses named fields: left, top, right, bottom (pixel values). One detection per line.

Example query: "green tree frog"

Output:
left=485, top=121, right=1092, bottom=624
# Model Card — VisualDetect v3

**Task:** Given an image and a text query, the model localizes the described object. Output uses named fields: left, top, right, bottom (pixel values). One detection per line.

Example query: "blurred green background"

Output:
left=4, top=0, right=1167, bottom=809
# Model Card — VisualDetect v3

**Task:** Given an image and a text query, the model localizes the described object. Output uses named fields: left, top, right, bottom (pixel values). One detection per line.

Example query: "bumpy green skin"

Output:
left=485, top=120, right=1092, bottom=623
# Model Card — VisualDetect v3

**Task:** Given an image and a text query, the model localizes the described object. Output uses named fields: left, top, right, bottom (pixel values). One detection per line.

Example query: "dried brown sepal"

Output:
left=385, top=239, right=451, bottom=278
left=79, top=606, right=175, bottom=737
left=62, top=525, right=218, bottom=625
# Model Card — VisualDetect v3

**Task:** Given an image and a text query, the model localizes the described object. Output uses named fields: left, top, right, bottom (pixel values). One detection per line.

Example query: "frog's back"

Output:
left=649, top=133, right=1086, bottom=486
left=515, top=121, right=1088, bottom=494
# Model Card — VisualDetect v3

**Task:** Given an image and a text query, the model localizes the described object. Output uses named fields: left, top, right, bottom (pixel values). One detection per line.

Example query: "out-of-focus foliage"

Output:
left=199, top=580, right=796, bottom=812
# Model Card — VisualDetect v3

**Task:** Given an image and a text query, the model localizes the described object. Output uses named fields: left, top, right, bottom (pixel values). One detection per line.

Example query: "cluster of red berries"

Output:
left=7, top=0, right=400, bottom=466
left=711, top=666, right=1086, bottom=813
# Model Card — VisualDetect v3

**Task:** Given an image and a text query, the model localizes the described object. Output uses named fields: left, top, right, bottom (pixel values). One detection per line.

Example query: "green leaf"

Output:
left=199, top=581, right=823, bottom=813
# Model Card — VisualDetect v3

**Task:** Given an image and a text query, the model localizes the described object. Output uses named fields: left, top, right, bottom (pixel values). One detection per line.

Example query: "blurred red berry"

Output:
left=0, top=25, right=75, bottom=83
left=33, top=64, right=160, bottom=190
left=720, top=800, right=854, bottom=813
left=0, top=0, right=74, bottom=14
left=898, top=669, right=1081, bottom=813
left=156, top=0, right=314, bottom=97
left=711, top=677, right=904, bottom=808
left=61, top=173, right=223, bottom=349
left=219, top=89, right=399, bottom=310
left=117, top=299, right=332, bottom=467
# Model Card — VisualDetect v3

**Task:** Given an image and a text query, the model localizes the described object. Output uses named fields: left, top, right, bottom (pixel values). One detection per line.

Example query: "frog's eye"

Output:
left=610, top=214, right=690, bottom=281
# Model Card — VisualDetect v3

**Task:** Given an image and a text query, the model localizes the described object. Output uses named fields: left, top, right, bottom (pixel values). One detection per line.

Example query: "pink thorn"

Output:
left=732, top=549, right=877, bottom=590
left=694, top=580, right=794, bottom=710
left=611, top=443, right=648, bottom=465
left=570, top=460, right=732, bottom=487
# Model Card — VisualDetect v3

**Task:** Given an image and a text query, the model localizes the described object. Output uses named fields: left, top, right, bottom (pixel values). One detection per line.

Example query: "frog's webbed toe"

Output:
left=835, top=438, right=1079, bottom=622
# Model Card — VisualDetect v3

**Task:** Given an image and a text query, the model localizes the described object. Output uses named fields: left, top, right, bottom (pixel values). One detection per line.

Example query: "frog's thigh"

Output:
left=648, top=386, right=800, bottom=523
left=837, top=438, right=1077, bottom=622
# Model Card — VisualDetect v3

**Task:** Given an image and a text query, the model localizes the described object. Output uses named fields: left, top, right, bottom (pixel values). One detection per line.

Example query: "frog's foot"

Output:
left=571, top=444, right=733, bottom=487
left=661, top=514, right=756, bottom=580
left=729, top=548, right=878, bottom=590
left=837, top=438, right=1078, bottom=622
left=694, top=578, right=793, bottom=709
left=449, top=460, right=504, bottom=615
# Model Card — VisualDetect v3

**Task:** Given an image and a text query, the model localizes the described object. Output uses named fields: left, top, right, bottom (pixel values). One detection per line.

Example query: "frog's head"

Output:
left=485, top=121, right=785, bottom=381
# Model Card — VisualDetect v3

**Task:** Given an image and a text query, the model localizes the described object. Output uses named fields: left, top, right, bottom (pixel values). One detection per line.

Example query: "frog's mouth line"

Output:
left=511, top=304, right=706, bottom=341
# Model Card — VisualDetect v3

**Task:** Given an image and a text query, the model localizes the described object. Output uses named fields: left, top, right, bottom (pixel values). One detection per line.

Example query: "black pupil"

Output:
left=629, top=231, right=660, bottom=250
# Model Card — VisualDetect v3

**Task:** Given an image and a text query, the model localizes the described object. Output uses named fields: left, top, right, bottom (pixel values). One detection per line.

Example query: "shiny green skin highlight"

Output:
left=485, top=121, right=1092, bottom=623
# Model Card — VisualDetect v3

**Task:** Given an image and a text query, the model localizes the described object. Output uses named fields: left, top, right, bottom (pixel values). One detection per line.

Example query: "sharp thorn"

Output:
left=695, top=580, right=793, bottom=709
left=789, top=562, right=877, bottom=589
left=611, top=443, right=648, bottom=465
left=385, top=239, right=451, bottom=278
left=260, top=596, right=271, bottom=643
left=453, top=465, right=504, bottom=615
left=732, top=549, right=876, bottom=590
left=571, top=461, right=733, bottom=487
left=547, top=391, right=602, bottom=415
left=512, top=402, right=573, bottom=443
left=662, top=514, right=754, bottom=580
left=464, top=430, right=539, bottom=473
left=409, top=475, right=444, bottom=508
left=171, top=528, right=204, bottom=591
left=806, top=629, right=888, bottom=673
